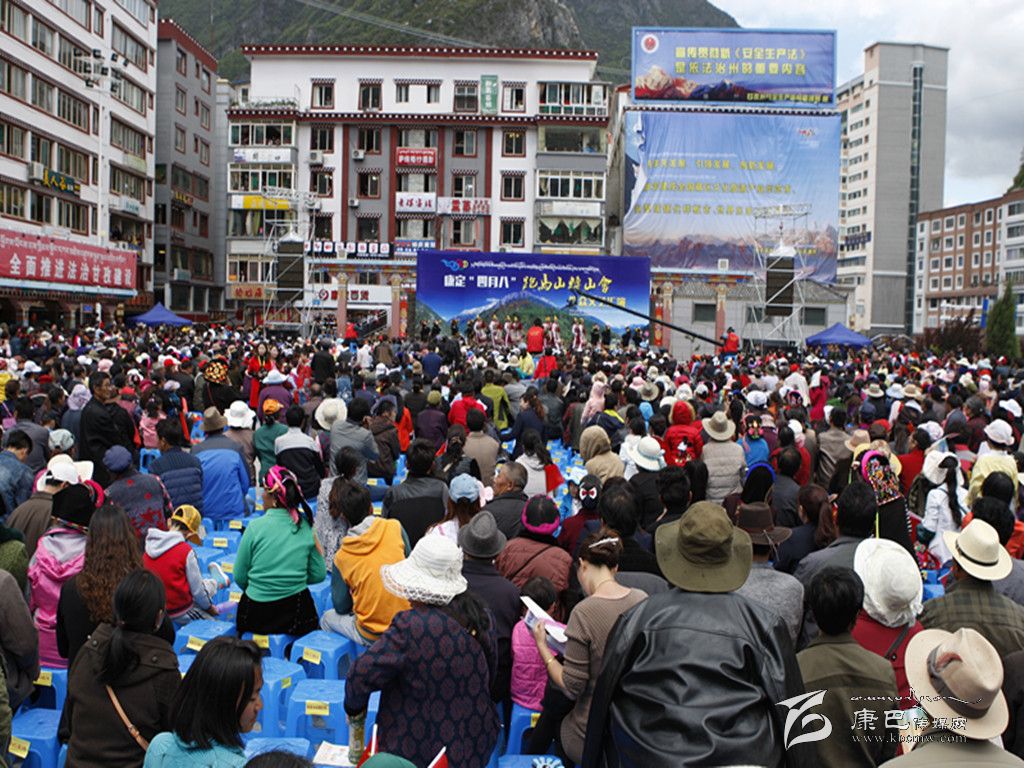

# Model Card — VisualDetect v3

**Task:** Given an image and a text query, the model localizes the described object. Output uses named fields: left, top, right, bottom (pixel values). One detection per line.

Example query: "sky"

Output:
left=717, top=0, right=1024, bottom=207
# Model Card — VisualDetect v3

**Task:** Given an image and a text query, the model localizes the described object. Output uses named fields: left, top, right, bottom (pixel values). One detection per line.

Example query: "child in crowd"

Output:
left=510, top=576, right=563, bottom=713
left=140, top=398, right=167, bottom=449
left=558, top=467, right=587, bottom=522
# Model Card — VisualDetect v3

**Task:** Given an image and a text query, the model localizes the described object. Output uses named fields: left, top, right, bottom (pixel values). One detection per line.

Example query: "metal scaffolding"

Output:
left=256, top=186, right=321, bottom=331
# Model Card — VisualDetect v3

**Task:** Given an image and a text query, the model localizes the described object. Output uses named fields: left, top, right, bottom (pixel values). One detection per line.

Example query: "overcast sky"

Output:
left=717, top=0, right=1024, bottom=206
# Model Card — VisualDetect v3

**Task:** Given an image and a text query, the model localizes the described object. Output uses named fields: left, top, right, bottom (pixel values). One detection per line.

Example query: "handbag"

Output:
left=106, top=685, right=150, bottom=751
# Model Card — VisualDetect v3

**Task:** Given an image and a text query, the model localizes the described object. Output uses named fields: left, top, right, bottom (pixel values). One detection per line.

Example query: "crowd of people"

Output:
left=3, top=319, right=1024, bottom=767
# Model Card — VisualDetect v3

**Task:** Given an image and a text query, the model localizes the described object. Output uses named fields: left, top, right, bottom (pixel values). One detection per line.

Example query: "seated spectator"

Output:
left=598, top=480, right=662, bottom=577
left=144, top=505, right=231, bottom=625
left=29, top=484, right=95, bottom=668
left=774, top=483, right=836, bottom=575
left=382, top=439, right=449, bottom=548
left=274, top=405, right=325, bottom=502
left=798, top=566, right=898, bottom=767
left=192, top=408, right=250, bottom=523
left=851, top=538, right=924, bottom=707
left=627, top=436, right=666, bottom=532
left=8, top=457, right=81, bottom=559
left=149, top=420, right=204, bottom=514
left=435, top=424, right=479, bottom=483
left=144, top=637, right=263, bottom=768
left=415, top=390, right=449, bottom=452
left=497, top=496, right=573, bottom=610
left=321, top=482, right=410, bottom=646
left=771, top=447, right=802, bottom=528
left=464, top=408, right=500, bottom=489
left=0, top=429, right=35, bottom=519
left=316, top=449, right=359, bottom=574
left=60, top=570, right=181, bottom=768
left=918, top=450, right=968, bottom=565
left=0, top=562, right=38, bottom=715
left=223, top=401, right=258, bottom=486
left=0, top=517, right=28, bottom=593
left=510, top=576, right=561, bottom=713
left=103, top=446, right=173, bottom=540
left=254, top=399, right=287, bottom=485
left=969, top=498, right=1024, bottom=607
left=647, top=465, right=690, bottom=539
left=558, top=474, right=602, bottom=555
left=329, top=397, right=380, bottom=492
left=428, top=473, right=482, bottom=541
left=3, top=397, right=50, bottom=474
left=234, top=467, right=325, bottom=637
left=139, top=398, right=166, bottom=450
left=579, top=425, right=624, bottom=485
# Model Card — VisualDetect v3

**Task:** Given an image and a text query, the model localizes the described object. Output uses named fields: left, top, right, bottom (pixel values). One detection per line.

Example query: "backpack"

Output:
left=905, top=473, right=936, bottom=520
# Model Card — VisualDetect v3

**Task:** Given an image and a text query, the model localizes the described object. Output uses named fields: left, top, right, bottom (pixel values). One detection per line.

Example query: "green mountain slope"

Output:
left=159, top=0, right=738, bottom=82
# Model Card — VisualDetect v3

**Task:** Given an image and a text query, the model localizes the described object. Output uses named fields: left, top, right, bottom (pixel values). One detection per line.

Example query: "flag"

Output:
left=427, top=747, right=448, bottom=768
left=355, top=725, right=378, bottom=767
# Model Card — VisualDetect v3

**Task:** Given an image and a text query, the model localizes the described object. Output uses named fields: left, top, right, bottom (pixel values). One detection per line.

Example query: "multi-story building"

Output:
left=153, top=19, right=221, bottom=318
left=836, top=42, right=948, bottom=334
left=0, top=0, right=157, bottom=326
left=911, top=191, right=1024, bottom=332
left=225, top=44, right=609, bottom=332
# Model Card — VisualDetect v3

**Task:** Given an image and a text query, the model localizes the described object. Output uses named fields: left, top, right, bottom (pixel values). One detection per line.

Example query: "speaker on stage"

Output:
left=765, top=256, right=794, bottom=317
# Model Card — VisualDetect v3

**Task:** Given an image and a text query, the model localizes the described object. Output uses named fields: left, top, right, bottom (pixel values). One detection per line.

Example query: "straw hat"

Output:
left=944, top=519, right=1012, bottom=581
left=702, top=411, right=736, bottom=442
left=314, top=398, right=346, bottom=430
left=380, top=536, right=468, bottom=606
left=844, top=429, right=870, bottom=453
left=655, top=501, right=752, bottom=593
left=628, top=436, right=666, bottom=472
left=864, top=383, right=885, bottom=399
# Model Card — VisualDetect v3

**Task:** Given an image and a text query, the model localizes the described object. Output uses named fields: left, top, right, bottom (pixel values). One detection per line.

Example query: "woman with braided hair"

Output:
left=233, top=465, right=326, bottom=636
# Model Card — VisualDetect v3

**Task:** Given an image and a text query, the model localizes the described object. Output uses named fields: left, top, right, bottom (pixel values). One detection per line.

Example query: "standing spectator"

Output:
left=79, top=372, right=136, bottom=488
left=103, top=446, right=173, bottom=540
left=700, top=411, right=746, bottom=504
left=223, top=401, right=258, bottom=486
left=150, top=420, right=204, bottom=514
left=463, top=408, right=500, bottom=489
left=382, top=439, right=450, bottom=548
left=896, top=427, right=931, bottom=495
left=0, top=430, right=36, bottom=520
left=918, top=451, right=968, bottom=565
left=139, top=398, right=167, bottom=450
left=254, top=399, right=287, bottom=485
left=329, top=398, right=379, bottom=490
left=2, top=397, right=50, bottom=473
left=192, top=408, right=250, bottom=523
left=0, top=566, right=39, bottom=717
left=274, top=406, right=325, bottom=502
left=627, top=436, right=666, bottom=532
left=367, top=399, right=401, bottom=484
left=816, top=406, right=851, bottom=487
left=967, top=419, right=1018, bottom=505
left=61, top=383, right=90, bottom=445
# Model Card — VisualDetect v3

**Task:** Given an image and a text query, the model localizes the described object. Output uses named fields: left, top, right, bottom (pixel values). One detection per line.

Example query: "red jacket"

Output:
left=448, top=395, right=485, bottom=429
left=896, top=448, right=927, bottom=496
left=534, top=355, right=558, bottom=380
left=143, top=540, right=194, bottom=616
left=851, top=611, right=923, bottom=708
left=526, top=326, right=544, bottom=354
left=663, top=400, right=704, bottom=464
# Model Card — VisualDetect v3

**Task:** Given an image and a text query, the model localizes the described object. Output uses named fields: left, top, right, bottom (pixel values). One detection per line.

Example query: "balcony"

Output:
left=230, top=146, right=298, bottom=165
left=538, top=82, right=609, bottom=118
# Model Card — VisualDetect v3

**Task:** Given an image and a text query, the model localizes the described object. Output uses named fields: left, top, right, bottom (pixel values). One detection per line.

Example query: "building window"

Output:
left=175, top=48, right=187, bottom=76
left=693, top=304, right=716, bottom=323
left=426, top=83, right=440, bottom=103
left=397, top=218, right=435, bottom=238
left=957, top=254, right=964, bottom=267
left=175, top=87, right=186, bottom=114
left=30, top=135, right=52, bottom=165
left=801, top=307, right=827, bottom=326
left=356, top=216, right=380, bottom=241
left=56, top=199, right=88, bottom=233
left=32, top=78, right=55, bottom=112
left=451, top=218, right=476, bottom=246
left=398, top=128, right=437, bottom=148
left=199, top=103, right=211, bottom=130
left=397, top=173, right=436, bottom=193
left=57, top=90, right=89, bottom=130
left=537, top=170, right=604, bottom=200
left=452, top=174, right=476, bottom=198
left=986, top=209, right=994, bottom=223
left=453, top=130, right=476, bottom=157
left=502, top=83, right=525, bottom=112
left=500, top=219, right=524, bottom=247
left=357, top=172, right=380, bottom=198
left=170, top=207, right=185, bottom=230
left=0, top=181, right=26, bottom=217
left=357, top=128, right=381, bottom=153
left=0, top=61, right=27, bottom=100
left=174, top=126, right=186, bottom=153
left=0, top=120, right=26, bottom=158
left=112, top=76, right=147, bottom=115
left=453, top=82, right=478, bottom=112
left=2, top=2, right=28, bottom=41
left=93, top=6, right=103, bottom=34
left=501, top=174, right=524, bottom=201
left=200, top=68, right=211, bottom=93
left=31, top=19, right=55, bottom=57
left=358, top=82, right=381, bottom=111
left=503, top=130, right=525, bottom=157
left=111, top=118, right=145, bottom=157
left=312, top=81, right=334, bottom=109
left=310, top=126, right=334, bottom=151
left=958, top=213, right=966, bottom=227
left=56, top=144, right=89, bottom=183
left=944, top=216, right=954, bottom=230
left=985, top=231, right=993, bottom=244
left=395, top=83, right=409, bottom=103
left=973, top=253, right=981, bottom=267
left=30, top=192, right=52, bottom=224
left=314, top=215, right=332, bottom=239
left=198, top=139, right=210, bottom=165
left=311, top=169, right=333, bottom=196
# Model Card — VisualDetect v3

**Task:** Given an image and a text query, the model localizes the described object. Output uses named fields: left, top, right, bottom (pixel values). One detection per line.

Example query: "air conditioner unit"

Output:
left=308, top=150, right=324, bottom=165
left=29, top=162, right=45, bottom=182
left=351, top=149, right=366, bottom=161
left=173, top=269, right=191, bottom=281
left=717, top=258, right=730, bottom=271
left=348, top=197, right=360, bottom=208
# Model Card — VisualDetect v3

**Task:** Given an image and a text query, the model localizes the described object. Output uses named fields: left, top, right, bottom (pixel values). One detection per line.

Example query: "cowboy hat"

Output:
left=905, top=627, right=1008, bottom=740
left=902, top=383, right=925, bottom=402
left=381, top=536, right=468, bottom=606
left=639, top=381, right=659, bottom=402
left=734, top=502, right=791, bottom=546
left=225, top=400, right=256, bottom=429
left=944, top=519, right=1012, bottom=581
left=864, top=383, right=885, bottom=399
left=922, top=451, right=960, bottom=488
left=844, top=429, right=871, bottom=453
left=314, top=398, right=346, bottom=430
left=263, top=369, right=287, bottom=385
left=655, top=501, right=752, bottom=593
left=628, top=436, right=666, bottom=473
left=702, top=411, right=736, bottom=442
left=202, top=406, right=228, bottom=433
left=36, top=456, right=81, bottom=492
left=457, top=510, right=507, bottom=560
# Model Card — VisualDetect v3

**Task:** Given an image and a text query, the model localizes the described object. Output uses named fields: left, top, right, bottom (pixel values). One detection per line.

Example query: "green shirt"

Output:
left=482, top=383, right=511, bottom=429
left=253, top=422, right=287, bottom=483
left=233, top=507, right=326, bottom=603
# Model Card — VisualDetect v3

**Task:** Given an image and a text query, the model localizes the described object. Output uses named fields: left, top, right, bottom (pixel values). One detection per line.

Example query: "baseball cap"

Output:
left=449, top=473, right=480, bottom=502
left=169, top=505, right=203, bottom=545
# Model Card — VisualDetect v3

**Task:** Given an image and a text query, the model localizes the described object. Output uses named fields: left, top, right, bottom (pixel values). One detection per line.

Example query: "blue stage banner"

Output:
left=622, top=110, right=841, bottom=283
left=415, top=250, right=651, bottom=338
left=632, top=28, right=835, bottom=107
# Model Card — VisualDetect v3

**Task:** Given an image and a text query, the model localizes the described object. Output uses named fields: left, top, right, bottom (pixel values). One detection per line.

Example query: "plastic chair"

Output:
left=138, top=448, right=161, bottom=474
left=9, top=708, right=61, bottom=768
left=251, top=657, right=306, bottom=738
left=242, top=632, right=298, bottom=660
left=29, top=667, right=68, bottom=712
left=173, top=619, right=236, bottom=655
left=244, top=738, right=311, bottom=760
left=504, top=703, right=542, bottom=756
left=288, top=631, right=356, bottom=680
left=283, top=679, right=348, bottom=744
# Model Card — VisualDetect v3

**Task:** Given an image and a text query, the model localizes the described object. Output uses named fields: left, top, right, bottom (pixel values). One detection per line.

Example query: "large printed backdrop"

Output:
left=622, top=110, right=841, bottom=283
left=415, top=250, right=652, bottom=340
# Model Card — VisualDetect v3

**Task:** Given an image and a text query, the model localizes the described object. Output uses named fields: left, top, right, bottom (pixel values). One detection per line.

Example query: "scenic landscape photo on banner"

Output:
left=415, top=250, right=652, bottom=343
left=622, top=109, right=841, bottom=283
left=632, top=28, right=836, bottom=107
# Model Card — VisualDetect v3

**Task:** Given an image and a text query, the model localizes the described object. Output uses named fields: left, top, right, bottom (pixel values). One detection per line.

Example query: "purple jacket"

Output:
left=415, top=407, right=449, bottom=451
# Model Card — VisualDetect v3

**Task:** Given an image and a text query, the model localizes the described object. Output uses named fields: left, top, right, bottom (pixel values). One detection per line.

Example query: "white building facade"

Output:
left=225, top=44, right=609, bottom=331
left=0, top=0, right=157, bottom=326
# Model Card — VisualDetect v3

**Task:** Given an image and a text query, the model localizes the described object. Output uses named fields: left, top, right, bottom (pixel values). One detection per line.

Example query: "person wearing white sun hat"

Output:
left=967, top=419, right=1019, bottom=506
left=701, top=410, right=746, bottom=504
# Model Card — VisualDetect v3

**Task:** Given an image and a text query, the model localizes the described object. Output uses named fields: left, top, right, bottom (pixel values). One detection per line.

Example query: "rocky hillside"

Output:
left=158, top=0, right=737, bottom=81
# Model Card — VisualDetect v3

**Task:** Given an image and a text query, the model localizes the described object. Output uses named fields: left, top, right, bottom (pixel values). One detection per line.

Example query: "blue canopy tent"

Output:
left=805, top=323, right=871, bottom=348
left=130, top=303, right=192, bottom=327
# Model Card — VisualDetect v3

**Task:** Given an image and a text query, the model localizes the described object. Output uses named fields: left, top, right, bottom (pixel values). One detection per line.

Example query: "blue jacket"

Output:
left=192, top=436, right=249, bottom=520
left=150, top=448, right=204, bottom=513
left=0, top=449, right=34, bottom=518
left=143, top=733, right=245, bottom=768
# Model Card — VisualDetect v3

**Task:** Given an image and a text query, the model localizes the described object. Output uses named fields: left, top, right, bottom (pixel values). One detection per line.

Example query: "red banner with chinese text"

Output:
left=0, top=228, right=136, bottom=290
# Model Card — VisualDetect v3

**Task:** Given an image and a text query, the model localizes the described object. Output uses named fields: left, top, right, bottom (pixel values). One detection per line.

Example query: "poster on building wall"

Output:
left=622, top=110, right=840, bottom=283
left=415, top=250, right=651, bottom=343
left=0, top=228, right=137, bottom=291
left=632, top=28, right=835, bottom=107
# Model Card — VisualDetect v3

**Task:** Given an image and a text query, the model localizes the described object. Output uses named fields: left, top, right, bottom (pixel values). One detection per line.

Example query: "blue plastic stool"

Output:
left=30, top=668, right=68, bottom=711
left=308, top=578, right=333, bottom=617
left=207, top=530, right=242, bottom=553
left=363, top=691, right=381, bottom=744
left=252, top=657, right=306, bottom=738
left=922, top=583, right=945, bottom=602
left=499, top=757, right=560, bottom=768
left=244, top=737, right=311, bottom=760
left=174, top=619, right=236, bottom=655
left=190, top=546, right=223, bottom=573
left=504, top=703, right=542, bottom=756
left=283, top=679, right=348, bottom=744
left=58, top=743, right=67, bottom=768
left=178, top=654, right=197, bottom=677
left=138, top=448, right=161, bottom=474
left=288, top=631, right=355, bottom=680
left=9, top=708, right=61, bottom=768
left=215, top=556, right=237, bottom=581
left=243, top=632, right=298, bottom=660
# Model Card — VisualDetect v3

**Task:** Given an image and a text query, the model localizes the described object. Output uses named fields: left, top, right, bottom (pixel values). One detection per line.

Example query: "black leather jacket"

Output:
left=582, top=589, right=813, bottom=768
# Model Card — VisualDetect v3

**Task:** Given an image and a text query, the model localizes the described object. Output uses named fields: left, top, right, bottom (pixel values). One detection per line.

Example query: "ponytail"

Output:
left=100, top=570, right=166, bottom=686
left=941, top=456, right=963, bottom=527
left=439, top=590, right=491, bottom=652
